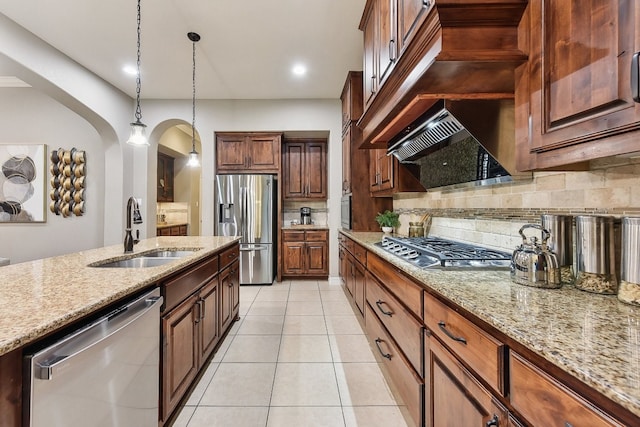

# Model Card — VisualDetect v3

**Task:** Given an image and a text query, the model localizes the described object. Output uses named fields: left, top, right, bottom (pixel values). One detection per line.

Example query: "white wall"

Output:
left=0, top=88, right=105, bottom=264
left=142, top=99, right=343, bottom=277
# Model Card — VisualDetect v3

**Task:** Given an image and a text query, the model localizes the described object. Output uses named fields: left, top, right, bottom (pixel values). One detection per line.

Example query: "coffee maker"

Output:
left=300, top=207, right=312, bottom=225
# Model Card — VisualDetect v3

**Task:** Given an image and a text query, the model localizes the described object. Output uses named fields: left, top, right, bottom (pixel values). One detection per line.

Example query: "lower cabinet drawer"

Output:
left=424, top=290, right=504, bottom=394
left=365, top=304, right=423, bottom=427
left=219, top=244, right=239, bottom=271
left=510, top=352, right=624, bottom=427
left=368, top=252, right=423, bottom=319
left=366, top=274, right=423, bottom=376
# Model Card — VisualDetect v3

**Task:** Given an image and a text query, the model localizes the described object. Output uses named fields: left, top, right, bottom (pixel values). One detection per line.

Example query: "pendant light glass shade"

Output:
left=188, top=32, right=201, bottom=167
left=127, top=0, right=149, bottom=146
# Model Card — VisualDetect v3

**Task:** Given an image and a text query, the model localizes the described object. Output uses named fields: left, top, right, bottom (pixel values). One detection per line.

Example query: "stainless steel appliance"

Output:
left=341, top=195, right=351, bottom=230
left=215, top=174, right=277, bottom=285
left=24, top=288, right=163, bottom=427
left=300, top=207, right=311, bottom=224
left=376, top=236, right=511, bottom=269
left=510, top=224, right=561, bottom=288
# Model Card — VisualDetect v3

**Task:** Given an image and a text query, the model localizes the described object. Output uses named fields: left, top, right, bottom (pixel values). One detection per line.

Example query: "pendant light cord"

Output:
left=191, top=38, right=196, bottom=149
left=134, top=0, right=143, bottom=122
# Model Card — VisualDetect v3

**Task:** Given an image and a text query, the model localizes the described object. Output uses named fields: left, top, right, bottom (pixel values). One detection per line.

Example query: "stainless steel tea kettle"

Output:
left=511, top=224, right=561, bottom=288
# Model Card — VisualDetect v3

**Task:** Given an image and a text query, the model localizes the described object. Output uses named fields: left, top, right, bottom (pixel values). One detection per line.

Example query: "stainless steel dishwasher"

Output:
left=24, top=288, right=163, bottom=427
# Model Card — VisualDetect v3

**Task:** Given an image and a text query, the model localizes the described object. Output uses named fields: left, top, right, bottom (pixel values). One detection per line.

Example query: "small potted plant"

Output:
left=375, top=210, right=400, bottom=233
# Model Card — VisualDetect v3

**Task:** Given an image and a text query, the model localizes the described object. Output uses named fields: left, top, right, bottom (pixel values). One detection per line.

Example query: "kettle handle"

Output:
left=518, top=224, right=550, bottom=246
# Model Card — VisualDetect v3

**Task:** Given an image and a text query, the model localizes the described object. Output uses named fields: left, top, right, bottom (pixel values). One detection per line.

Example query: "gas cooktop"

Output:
left=375, top=236, right=512, bottom=269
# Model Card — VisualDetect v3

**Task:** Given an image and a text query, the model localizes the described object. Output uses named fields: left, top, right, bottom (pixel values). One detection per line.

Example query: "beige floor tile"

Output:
left=211, top=334, right=234, bottom=363
left=343, top=406, right=409, bottom=427
left=325, top=316, right=365, bottom=335
left=335, top=363, right=397, bottom=406
left=288, top=290, right=321, bottom=301
left=200, top=363, right=276, bottom=406
left=188, top=406, right=268, bottom=427
left=323, top=300, right=357, bottom=316
left=228, top=317, right=243, bottom=335
left=320, top=290, right=349, bottom=302
left=329, top=335, right=376, bottom=363
left=289, top=281, right=320, bottom=290
left=282, top=315, right=327, bottom=335
left=286, top=300, right=323, bottom=316
left=255, top=289, right=290, bottom=302
left=271, top=363, right=340, bottom=406
left=270, top=281, right=291, bottom=290
left=171, top=406, right=196, bottom=427
left=185, top=362, right=220, bottom=406
left=318, top=281, right=341, bottom=290
left=278, top=335, right=332, bottom=362
left=238, top=302, right=252, bottom=316
left=267, top=406, right=345, bottom=427
left=247, top=301, right=287, bottom=316
left=237, top=315, right=284, bottom=335
left=240, top=286, right=261, bottom=301
left=222, top=335, right=281, bottom=362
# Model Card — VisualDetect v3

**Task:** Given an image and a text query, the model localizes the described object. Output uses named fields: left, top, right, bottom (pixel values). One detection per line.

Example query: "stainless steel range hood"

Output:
left=386, top=99, right=530, bottom=189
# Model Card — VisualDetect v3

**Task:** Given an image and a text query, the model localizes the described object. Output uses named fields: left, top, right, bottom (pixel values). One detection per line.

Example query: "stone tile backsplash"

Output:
left=392, top=155, right=640, bottom=251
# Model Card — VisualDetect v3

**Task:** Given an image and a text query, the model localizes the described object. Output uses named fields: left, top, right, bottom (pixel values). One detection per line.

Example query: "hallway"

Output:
left=170, top=280, right=410, bottom=427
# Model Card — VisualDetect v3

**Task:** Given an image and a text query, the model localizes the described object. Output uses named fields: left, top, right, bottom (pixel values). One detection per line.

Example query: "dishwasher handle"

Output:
left=34, top=289, right=162, bottom=381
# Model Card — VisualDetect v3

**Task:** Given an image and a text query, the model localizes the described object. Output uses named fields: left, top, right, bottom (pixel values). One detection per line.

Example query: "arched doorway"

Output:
left=156, top=123, right=202, bottom=236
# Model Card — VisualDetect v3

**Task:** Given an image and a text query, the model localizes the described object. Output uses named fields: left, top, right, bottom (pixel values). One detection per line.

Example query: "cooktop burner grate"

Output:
left=375, top=236, right=511, bottom=269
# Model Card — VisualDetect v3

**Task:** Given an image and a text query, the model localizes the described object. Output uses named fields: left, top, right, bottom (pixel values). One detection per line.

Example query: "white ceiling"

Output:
left=0, top=0, right=366, bottom=100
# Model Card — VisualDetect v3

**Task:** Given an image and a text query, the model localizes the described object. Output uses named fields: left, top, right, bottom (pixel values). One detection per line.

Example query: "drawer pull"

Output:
left=375, top=300, right=393, bottom=316
left=438, top=321, right=467, bottom=345
left=374, top=338, right=392, bottom=360
left=485, top=414, right=499, bottom=427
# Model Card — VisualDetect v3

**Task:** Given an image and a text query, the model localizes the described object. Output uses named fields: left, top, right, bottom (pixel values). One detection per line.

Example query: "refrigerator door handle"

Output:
left=240, top=244, right=269, bottom=251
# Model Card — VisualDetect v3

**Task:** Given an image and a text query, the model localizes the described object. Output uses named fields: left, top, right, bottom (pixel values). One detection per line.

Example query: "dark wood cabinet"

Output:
left=369, top=147, right=425, bottom=196
left=157, top=224, right=188, bottom=237
left=282, top=229, right=328, bottom=278
left=397, top=0, right=432, bottom=55
left=362, top=4, right=377, bottom=109
left=282, top=139, right=327, bottom=200
left=219, top=258, right=239, bottom=333
left=215, top=132, right=281, bottom=173
left=516, top=0, right=640, bottom=170
left=425, top=329, right=508, bottom=427
left=157, top=153, right=174, bottom=202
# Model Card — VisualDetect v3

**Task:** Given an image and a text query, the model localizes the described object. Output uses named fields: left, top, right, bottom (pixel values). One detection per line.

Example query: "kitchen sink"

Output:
left=89, top=248, right=201, bottom=268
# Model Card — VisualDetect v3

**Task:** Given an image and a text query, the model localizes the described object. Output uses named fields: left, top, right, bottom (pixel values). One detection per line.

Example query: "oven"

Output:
left=341, top=195, right=352, bottom=230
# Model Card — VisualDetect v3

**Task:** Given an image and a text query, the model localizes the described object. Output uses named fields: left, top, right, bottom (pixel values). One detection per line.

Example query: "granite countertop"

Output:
left=342, top=230, right=640, bottom=419
left=156, top=222, right=188, bottom=229
left=0, top=236, right=239, bottom=356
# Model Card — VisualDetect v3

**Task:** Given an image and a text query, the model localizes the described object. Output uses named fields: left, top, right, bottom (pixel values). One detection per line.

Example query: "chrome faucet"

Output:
left=124, top=196, right=143, bottom=253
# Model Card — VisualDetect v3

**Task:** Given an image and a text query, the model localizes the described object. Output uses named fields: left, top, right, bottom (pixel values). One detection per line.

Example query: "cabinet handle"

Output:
left=389, top=39, right=396, bottom=62
left=374, top=338, right=392, bottom=360
left=371, top=75, right=376, bottom=94
left=200, top=299, right=205, bottom=320
left=375, top=300, right=393, bottom=317
left=438, top=321, right=467, bottom=345
left=194, top=300, right=202, bottom=323
left=485, top=415, right=499, bottom=427
left=423, top=0, right=431, bottom=7
left=632, top=52, right=640, bottom=102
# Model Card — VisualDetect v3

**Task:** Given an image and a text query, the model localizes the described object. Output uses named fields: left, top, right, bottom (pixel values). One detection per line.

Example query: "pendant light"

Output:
left=126, top=0, right=149, bottom=146
left=187, top=32, right=201, bottom=167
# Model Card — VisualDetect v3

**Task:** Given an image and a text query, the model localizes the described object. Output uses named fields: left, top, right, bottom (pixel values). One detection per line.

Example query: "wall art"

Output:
left=0, top=144, right=46, bottom=223
left=49, top=147, right=86, bottom=218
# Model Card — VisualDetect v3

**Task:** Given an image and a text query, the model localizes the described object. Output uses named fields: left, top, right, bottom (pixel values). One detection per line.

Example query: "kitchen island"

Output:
left=341, top=230, right=640, bottom=426
left=0, top=236, right=240, bottom=426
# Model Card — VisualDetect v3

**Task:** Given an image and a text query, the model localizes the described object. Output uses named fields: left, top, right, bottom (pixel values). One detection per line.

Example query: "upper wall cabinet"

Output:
left=357, top=0, right=527, bottom=147
left=282, top=139, right=327, bottom=200
left=215, top=132, right=281, bottom=173
left=516, top=1, right=640, bottom=171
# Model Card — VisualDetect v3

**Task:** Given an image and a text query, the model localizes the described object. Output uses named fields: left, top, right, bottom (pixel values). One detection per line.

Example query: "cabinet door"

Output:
left=230, top=259, right=240, bottom=316
left=353, top=260, right=366, bottom=315
left=282, top=241, right=305, bottom=275
left=306, top=241, right=328, bottom=275
left=342, top=126, right=352, bottom=195
left=425, top=331, right=508, bottom=427
left=216, top=134, right=247, bottom=171
left=362, top=4, right=378, bottom=108
left=157, top=153, right=174, bottom=202
left=524, top=0, right=640, bottom=167
left=305, top=141, right=327, bottom=199
left=247, top=134, right=280, bottom=171
left=162, top=294, right=199, bottom=421
left=283, top=142, right=305, bottom=198
left=377, top=0, right=396, bottom=86
left=397, top=0, right=433, bottom=54
left=219, top=263, right=237, bottom=333
left=198, top=277, right=220, bottom=364
left=370, top=148, right=394, bottom=193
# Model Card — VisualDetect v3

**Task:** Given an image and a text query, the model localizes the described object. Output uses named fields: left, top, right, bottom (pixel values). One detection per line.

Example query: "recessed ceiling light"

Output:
left=292, top=64, right=307, bottom=76
left=122, top=65, right=138, bottom=76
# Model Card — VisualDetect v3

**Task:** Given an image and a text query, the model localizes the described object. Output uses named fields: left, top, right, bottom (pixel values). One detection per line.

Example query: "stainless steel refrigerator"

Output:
left=215, top=174, right=277, bottom=285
